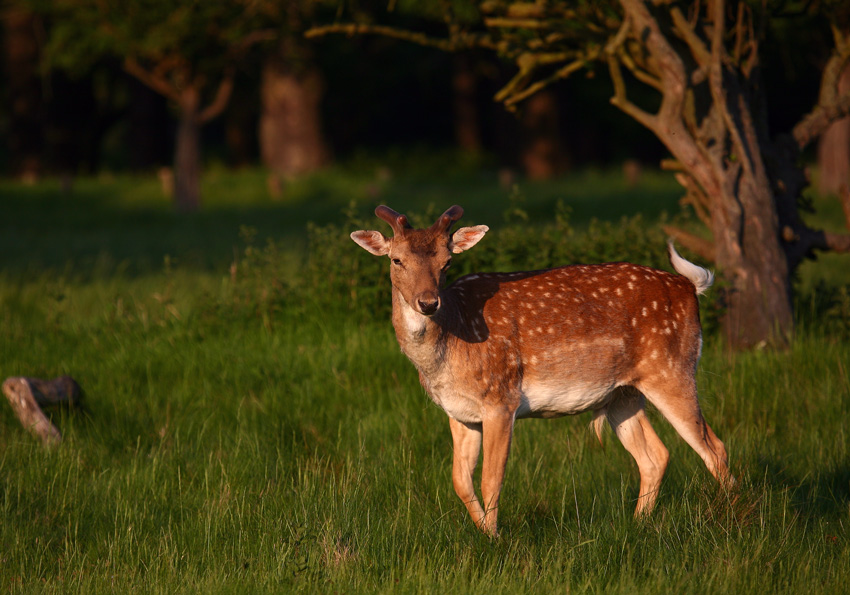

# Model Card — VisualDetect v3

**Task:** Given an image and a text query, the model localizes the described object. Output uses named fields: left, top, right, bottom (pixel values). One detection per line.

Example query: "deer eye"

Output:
left=441, top=259, right=452, bottom=272
left=391, top=258, right=403, bottom=266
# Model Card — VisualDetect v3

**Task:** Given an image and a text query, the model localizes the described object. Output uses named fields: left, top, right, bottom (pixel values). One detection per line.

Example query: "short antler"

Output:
left=430, top=205, right=464, bottom=233
left=375, top=205, right=412, bottom=237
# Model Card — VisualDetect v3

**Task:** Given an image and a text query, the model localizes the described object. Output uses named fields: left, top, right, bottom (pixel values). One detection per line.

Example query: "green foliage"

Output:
left=29, top=0, right=276, bottom=77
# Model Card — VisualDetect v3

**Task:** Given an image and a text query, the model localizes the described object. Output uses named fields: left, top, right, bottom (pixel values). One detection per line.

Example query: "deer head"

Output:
left=351, top=205, right=489, bottom=316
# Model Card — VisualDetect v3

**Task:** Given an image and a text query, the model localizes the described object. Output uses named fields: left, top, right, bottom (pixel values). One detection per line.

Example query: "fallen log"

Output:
left=2, top=376, right=82, bottom=445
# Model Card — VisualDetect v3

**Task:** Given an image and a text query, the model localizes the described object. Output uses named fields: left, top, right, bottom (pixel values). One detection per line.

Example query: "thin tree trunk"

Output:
left=453, top=53, right=481, bottom=154
left=174, top=87, right=202, bottom=212
left=817, top=66, right=850, bottom=195
left=520, top=90, right=566, bottom=180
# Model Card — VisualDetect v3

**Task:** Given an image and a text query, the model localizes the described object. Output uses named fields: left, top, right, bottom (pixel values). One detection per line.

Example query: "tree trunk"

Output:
left=259, top=39, right=328, bottom=189
left=712, top=180, right=794, bottom=348
left=817, top=65, right=850, bottom=196
left=174, top=87, right=202, bottom=213
left=3, top=7, right=42, bottom=181
left=520, top=89, right=566, bottom=180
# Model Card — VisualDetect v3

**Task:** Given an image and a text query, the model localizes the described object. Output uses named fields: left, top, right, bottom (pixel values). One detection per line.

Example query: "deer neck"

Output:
left=390, top=287, right=450, bottom=375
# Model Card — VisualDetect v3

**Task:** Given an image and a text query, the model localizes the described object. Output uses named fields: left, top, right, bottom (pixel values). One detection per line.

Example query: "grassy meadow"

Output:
left=1, top=159, right=848, bottom=592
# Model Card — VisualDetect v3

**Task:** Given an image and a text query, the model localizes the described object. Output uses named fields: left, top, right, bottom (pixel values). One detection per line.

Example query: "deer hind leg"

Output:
left=448, top=418, right=486, bottom=532
left=637, top=374, right=733, bottom=488
left=605, top=387, right=670, bottom=517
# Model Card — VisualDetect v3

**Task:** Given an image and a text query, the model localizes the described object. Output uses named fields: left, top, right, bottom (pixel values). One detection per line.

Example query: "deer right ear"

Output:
left=351, top=230, right=391, bottom=256
left=451, top=225, right=489, bottom=254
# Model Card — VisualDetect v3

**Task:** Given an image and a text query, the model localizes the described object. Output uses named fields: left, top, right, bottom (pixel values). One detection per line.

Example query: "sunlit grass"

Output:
left=0, top=165, right=847, bottom=592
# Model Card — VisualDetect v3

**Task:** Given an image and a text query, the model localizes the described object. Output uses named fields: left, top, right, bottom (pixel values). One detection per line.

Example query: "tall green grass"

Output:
left=0, top=165, right=848, bottom=592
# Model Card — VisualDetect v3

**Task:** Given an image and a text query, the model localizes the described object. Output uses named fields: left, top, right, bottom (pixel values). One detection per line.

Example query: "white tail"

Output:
left=352, top=205, right=732, bottom=536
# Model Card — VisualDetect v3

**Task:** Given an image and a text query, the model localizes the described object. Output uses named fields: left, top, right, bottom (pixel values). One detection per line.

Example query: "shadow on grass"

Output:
left=758, top=456, right=850, bottom=521
left=0, top=167, right=683, bottom=280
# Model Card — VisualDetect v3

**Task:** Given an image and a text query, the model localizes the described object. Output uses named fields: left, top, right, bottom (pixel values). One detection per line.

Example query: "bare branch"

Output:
left=606, top=53, right=658, bottom=130
left=124, top=57, right=179, bottom=102
left=669, top=7, right=710, bottom=67
left=199, top=70, right=235, bottom=123
left=499, top=52, right=594, bottom=106
left=674, top=172, right=713, bottom=227
left=793, top=26, right=850, bottom=149
left=484, top=17, right=550, bottom=29
left=305, top=22, right=493, bottom=52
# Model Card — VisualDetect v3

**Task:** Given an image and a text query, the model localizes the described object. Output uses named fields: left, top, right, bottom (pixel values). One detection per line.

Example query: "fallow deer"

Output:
left=351, top=205, right=732, bottom=536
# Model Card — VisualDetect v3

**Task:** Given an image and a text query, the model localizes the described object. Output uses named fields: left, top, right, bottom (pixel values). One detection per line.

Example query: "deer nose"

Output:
left=417, top=296, right=440, bottom=316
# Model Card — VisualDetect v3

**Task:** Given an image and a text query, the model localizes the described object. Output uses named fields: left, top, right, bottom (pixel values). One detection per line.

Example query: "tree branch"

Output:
left=793, top=26, right=850, bottom=149
left=124, top=57, right=179, bottom=103
left=669, top=6, right=711, bottom=67
left=304, top=22, right=493, bottom=52
left=606, top=53, right=658, bottom=130
left=198, top=69, right=235, bottom=123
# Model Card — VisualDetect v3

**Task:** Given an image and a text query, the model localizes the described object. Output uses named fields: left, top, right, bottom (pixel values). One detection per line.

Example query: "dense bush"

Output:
left=223, top=202, right=850, bottom=341
left=227, top=202, right=702, bottom=320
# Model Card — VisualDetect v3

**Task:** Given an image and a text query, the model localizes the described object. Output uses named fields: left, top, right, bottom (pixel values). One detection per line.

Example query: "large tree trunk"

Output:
left=613, top=0, right=799, bottom=349
left=3, top=7, right=42, bottom=181
left=259, top=39, right=328, bottom=190
left=711, top=174, right=794, bottom=348
left=174, top=87, right=203, bottom=212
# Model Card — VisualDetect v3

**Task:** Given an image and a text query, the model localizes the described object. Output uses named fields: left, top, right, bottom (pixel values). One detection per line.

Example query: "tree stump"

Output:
left=2, top=376, right=82, bottom=445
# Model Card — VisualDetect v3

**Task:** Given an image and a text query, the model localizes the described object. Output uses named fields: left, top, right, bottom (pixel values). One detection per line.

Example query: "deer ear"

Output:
left=451, top=225, right=489, bottom=254
left=351, top=230, right=390, bottom=256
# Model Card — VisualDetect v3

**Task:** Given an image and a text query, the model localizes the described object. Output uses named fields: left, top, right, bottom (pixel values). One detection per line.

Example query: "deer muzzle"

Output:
left=416, top=293, right=441, bottom=316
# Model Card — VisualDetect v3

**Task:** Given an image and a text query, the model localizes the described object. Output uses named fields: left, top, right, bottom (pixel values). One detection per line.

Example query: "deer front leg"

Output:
left=448, top=418, right=486, bottom=531
left=480, top=410, right=516, bottom=537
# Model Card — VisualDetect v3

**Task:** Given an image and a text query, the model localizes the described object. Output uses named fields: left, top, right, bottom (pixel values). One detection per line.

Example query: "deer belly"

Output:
left=517, top=380, right=616, bottom=419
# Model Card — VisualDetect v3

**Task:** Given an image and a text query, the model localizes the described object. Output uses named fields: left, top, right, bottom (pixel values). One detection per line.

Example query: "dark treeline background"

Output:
left=0, top=7, right=827, bottom=183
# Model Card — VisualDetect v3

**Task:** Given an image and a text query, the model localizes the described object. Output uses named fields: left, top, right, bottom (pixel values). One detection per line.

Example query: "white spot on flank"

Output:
left=652, top=301, right=658, bottom=310
left=642, top=307, right=648, bottom=316
left=616, top=288, right=623, bottom=296
left=627, top=282, right=635, bottom=290
left=631, top=317, right=637, bottom=327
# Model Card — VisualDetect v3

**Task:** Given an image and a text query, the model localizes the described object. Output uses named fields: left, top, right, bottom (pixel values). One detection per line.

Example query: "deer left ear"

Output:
left=451, top=225, right=489, bottom=254
left=351, top=230, right=391, bottom=256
